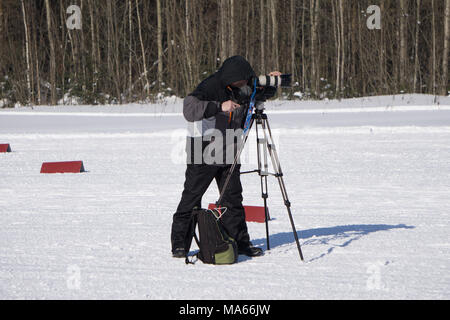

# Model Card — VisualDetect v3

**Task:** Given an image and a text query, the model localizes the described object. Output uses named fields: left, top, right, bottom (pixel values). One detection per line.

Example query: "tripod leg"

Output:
left=262, top=176, right=270, bottom=250
left=262, top=117, right=304, bottom=261
left=217, top=116, right=255, bottom=207
left=256, top=119, right=270, bottom=250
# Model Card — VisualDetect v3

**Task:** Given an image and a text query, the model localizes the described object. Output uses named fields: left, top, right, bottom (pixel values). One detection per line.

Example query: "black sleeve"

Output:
left=203, top=102, right=221, bottom=118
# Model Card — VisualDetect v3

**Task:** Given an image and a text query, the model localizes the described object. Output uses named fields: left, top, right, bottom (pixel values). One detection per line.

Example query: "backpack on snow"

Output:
left=185, top=208, right=238, bottom=265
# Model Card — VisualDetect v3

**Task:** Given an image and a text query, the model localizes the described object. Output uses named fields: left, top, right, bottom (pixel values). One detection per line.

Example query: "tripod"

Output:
left=217, top=105, right=304, bottom=261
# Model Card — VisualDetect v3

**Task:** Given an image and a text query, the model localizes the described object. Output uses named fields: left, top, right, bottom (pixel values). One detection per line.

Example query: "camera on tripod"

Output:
left=232, top=73, right=292, bottom=108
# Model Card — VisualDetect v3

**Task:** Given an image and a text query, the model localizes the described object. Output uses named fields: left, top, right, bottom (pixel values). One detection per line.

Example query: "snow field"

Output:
left=1, top=96, right=449, bottom=299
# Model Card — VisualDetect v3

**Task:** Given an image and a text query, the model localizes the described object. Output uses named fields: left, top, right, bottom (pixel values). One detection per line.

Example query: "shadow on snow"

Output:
left=250, top=223, right=415, bottom=262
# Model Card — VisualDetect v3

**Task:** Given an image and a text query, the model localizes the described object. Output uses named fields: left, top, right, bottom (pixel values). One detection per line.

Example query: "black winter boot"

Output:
left=238, top=243, right=264, bottom=257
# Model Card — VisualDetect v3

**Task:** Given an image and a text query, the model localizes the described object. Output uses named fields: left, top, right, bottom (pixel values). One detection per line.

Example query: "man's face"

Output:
left=230, top=79, right=248, bottom=88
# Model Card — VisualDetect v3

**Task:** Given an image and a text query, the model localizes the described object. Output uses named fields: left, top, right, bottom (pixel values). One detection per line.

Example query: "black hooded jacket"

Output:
left=183, top=56, right=256, bottom=165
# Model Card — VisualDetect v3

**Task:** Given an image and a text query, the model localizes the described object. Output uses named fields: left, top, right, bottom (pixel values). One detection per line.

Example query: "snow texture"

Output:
left=0, top=94, right=449, bottom=299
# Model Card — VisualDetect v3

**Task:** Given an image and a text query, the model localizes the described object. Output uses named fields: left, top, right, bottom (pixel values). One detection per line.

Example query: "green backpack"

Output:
left=185, top=208, right=238, bottom=265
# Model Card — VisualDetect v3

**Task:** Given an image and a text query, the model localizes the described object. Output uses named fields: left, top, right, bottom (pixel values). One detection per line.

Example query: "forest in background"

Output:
left=0, top=0, right=449, bottom=107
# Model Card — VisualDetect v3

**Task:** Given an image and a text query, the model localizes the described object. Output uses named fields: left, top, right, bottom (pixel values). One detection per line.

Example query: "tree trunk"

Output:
left=230, top=0, right=235, bottom=55
left=413, top=0, right=421, bottom=92
left=106, top=1, right=113, bottom=97
left=351, top=3, right=358, bottom=95
left=399, top=0, right=408, bottom=89
left=165, top=0, right=175, bottom=91
left=128, top=0, right=133, bottom=95
left=80, top=0, right=87, bottom=97
left=270, top=0, right=279, bottom=71
left=431, top=0, right=437, bottom=95
left=88, top=0, right=98, bottom=99
left=332, top=0, right=340, bottom=97
left=0, top=0, right=4, bottom=53
left=290, top=0, right=296, bottom=82
left=0, top=0, right=3, bottom=41
left=45, top=0, right=56, bottom=105
left=245, top=1, right=251, bottom=59
left=32, top=1, right=41, bottom=104
left=184, top=0, right=193, bottom=91
left=310, top=0, right=320, bottom=97
left=113, top=2, right=121, bottom=103
left=339, top=0, right=345, bottom=97
left=357, top=2, right=366, bottom=96
left=301, top=3, right=306, bottom=90
left=136, top=0, right=150, bottom=98
left=157, top=0, right=163, bottom=90
left=442, top=0, right=450, bottom=95
left=219, top=0, right=227, bottom=62
left=260, top=0, right=265, bottom=72
left=21, top=0, right=32, bottom=104
left=379, top=1, right=386, bottom=93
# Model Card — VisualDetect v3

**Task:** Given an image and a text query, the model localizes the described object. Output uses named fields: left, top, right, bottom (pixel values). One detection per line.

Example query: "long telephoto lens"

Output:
left=257, top=74, right=292, bottom=88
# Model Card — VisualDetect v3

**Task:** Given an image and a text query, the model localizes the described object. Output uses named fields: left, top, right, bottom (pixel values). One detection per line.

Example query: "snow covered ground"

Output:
left=0, top=95, right=449, bottom=300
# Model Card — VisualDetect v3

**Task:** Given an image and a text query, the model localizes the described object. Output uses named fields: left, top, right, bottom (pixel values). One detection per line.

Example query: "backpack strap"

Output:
left=185, top=229, right=201, bottom=264
left=185, top=210, right=200, bottom=265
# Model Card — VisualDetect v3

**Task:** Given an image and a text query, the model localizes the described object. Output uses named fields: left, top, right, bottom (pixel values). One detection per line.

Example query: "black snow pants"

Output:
left=171, top=164, right=250, bottom=253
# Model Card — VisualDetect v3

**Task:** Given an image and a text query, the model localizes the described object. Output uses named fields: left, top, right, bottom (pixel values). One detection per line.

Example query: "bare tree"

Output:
left=431, top=0, right=437, bottom=95
left=270, top=0, right=279, bottom=71
left=128, top=0, right=133, bottom=95
left=230, top=0, right=235, bottom=55
left=339, top=0, right=345, bottom=96
left=332, top=0, right=346, bottom=98
left=413, top=0, right=421, bottom=92
left=32, top=1, right=41, bottom=104
left=0, top=0, right=3, bottom=41
left=135, top=0, right=150, bottom=98
left=184, top=0, right=193, bottom=91
left=219, top=0, right=227, bottom=63
left=379, top=1, right=386, bottom=93
left=165, top=0, right=175, bottom=91
left=88, top=0, right=98, bottom=99
left=157, top=0, right=163, bottom=90
left=301, top=3, right=306, bottom=90
left=442, top=0, right=450, bottom=95
left=399, top=0, right=408, bottom=89
left=45, top=0, right=56, bottom=105
left=260, top=0, right=265, bottom=72
left=20, top=0, right=32, bottom=104
left=289, top=0, right=296, bottom=82
left=357, top=2, right=366, bottom=96
left=310, top=0, right=320, bottom=97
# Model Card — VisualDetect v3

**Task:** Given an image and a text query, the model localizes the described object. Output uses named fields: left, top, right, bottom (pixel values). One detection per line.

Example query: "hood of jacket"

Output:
left=217, top=56, right=256, bottom=87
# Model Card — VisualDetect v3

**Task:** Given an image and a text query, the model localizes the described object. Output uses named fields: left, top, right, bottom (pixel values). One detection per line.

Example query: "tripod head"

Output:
left=230, top=85, right=277, bottom=108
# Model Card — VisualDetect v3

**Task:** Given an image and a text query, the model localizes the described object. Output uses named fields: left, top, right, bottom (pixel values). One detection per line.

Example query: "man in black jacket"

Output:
left=171, top=55, right=280, bottom=258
